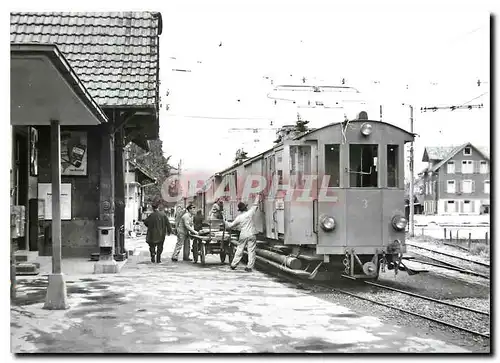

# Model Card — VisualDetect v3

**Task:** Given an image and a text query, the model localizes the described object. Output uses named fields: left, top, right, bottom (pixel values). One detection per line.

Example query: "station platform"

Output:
left=11, top=236, right=469, bottom=353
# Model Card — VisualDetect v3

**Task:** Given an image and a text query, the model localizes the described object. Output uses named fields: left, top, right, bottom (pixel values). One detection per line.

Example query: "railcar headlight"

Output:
left=320, top=215, right=336, bottom=231
left=360, top=123, right=373, bottom=136
left=391, top=215, right=407, bottom=231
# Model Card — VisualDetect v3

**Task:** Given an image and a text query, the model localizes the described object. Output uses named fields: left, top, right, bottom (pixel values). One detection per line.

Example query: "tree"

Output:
left=127, top=139, right=173, bottom=204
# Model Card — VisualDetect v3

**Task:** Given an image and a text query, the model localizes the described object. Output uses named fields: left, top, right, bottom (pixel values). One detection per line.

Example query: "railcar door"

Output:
left=264, top=149, right=285, bottom=239
left=346, top=143, right=382, bottom=248
left=283, top=141, right=318, bottom=245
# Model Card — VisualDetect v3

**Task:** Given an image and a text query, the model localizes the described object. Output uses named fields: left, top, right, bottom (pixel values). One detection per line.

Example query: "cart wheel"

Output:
left=192, top=240, right=199, bottom=263
left=220, top=251, right=226, bottom=263
left=200, top=243, right=206, bottom=265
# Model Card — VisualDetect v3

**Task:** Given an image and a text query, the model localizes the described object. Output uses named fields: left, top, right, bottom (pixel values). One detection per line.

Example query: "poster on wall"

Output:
left=37, top=183, right=72, bottom=220
left=61, top=131, right=87, bottom=176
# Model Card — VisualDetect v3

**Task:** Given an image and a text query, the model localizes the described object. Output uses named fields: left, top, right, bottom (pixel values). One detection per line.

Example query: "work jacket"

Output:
left=178, top=212, right=197, bottom=235
left=225, top=205, right=258, bottom=239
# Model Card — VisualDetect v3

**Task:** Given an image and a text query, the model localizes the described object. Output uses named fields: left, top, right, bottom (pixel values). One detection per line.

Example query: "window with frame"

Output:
left=480, top=160, right=488, bottom=174
left=462, top=200, right=472, bottom=213
left=462, top=160, right=473, bottom=174
left=484, top=180, right=490, bottom=194
left=349, top=144, right=378, bottom=187
left=445, top=200, right=456, bottom=213
left=387, top=145, right=399, bottom=187
left=462, top=180, right=473, bottom=193
left=463, top=147, right=471, bottom=156
left=325, top=144, right=340, bottom=187
left=447, top=180, right=456, bottom=193
left=276, top=151, right=283, bottom=187
left=290, top=145, right=311, bottom=189
left=447, top=161, right=455, bottom=174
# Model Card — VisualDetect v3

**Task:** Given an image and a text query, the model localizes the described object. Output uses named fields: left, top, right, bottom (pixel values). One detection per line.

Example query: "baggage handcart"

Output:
left=191, top=219, right=235, bottom=265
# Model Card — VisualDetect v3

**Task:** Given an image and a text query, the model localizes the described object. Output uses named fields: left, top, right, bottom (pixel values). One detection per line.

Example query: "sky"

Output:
left=157, top=1, right=491, bottom=178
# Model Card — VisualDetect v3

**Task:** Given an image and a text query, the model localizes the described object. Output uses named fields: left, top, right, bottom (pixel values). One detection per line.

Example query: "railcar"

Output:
left=194, top=112, right=421, bottom=280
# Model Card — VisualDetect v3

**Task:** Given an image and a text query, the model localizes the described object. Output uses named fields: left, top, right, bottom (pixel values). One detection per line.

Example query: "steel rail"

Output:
left=333, top=287, right=490, bottom=339
left=406, top=243, right=490, bottom=268
left=251, top=256, right=490, bottom=340
left=409, top=257, right=490, bottom=279
left=364, top=280, right=489, bottom=315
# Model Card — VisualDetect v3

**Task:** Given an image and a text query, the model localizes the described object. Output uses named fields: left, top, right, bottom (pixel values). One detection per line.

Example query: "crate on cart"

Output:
left=191, top=219, right=235, bottom=265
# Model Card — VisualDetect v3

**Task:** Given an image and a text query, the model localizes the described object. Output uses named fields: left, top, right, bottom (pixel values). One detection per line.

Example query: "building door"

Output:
left=13, top=131, right=29, bottom=250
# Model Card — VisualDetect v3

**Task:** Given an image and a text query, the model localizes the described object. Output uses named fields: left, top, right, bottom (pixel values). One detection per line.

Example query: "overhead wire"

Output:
left=458, top=92, right=489, bottom=107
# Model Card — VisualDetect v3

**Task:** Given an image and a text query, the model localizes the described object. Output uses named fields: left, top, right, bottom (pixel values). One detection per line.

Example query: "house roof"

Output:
left=10, top=12, right=162, bottom=108
left=422, top=146, right=457, bottom=161
left=11, top=43, right=108, bottom=125
left=422, top=143, right=490, bottom=173
left=129, top=160, right=156, bottom=184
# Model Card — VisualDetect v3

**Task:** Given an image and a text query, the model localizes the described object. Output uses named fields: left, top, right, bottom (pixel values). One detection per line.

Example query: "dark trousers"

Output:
left=148, top=240, right=164, bottom=262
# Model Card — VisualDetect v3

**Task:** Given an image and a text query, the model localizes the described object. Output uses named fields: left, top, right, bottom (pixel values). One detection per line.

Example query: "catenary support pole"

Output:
left=406, top=105, right=415, bottom=237
left=44, top=119, right=68, bottom=310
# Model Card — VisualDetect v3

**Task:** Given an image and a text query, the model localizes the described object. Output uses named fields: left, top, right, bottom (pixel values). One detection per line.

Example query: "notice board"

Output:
left=37, top=183, right=72, bottom=220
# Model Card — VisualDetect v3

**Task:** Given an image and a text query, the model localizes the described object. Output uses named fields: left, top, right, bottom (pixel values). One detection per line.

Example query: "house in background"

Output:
left=124, top=159, right=156, bottom=233
left=419, top=143, right=490, bottom=216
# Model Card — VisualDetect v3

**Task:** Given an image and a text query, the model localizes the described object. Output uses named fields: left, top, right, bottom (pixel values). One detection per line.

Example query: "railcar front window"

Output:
left=387, top=145, right=399, bottom=187
left=349, top=144, right=378, bottom=187
left=325, top=144, right=340, bottom=187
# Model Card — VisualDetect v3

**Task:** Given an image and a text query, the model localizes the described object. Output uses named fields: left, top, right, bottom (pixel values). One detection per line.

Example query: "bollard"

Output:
left=468, top=233, right=472, bottom=251
left=449, top=230, right=452, bottom=242
left=444, top=228, right=447, bottom=239
left=485, top=232, right=489, bottom=245
left=456, top=230, right=459, bottom=241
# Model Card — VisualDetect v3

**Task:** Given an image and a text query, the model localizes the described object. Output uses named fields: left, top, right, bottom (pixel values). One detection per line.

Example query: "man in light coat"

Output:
left=225, top=195, right=260, bottom=272
left=172, top=204, right=198, bottom=262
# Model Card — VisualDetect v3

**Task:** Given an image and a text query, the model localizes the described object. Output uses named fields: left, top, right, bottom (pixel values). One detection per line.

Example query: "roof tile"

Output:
left=11, top=11, right=161, bottom=108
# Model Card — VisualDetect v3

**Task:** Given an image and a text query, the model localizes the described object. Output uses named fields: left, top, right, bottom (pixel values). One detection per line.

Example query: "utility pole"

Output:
left=402, top=103, right=415, bottom=237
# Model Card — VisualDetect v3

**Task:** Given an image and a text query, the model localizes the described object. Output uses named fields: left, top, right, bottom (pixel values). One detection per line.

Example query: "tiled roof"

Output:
left=10, top=12, right=162, bottom=108
left=423, top=143, right=490, bottom=173
left=422, top=146, right=457, bottom=161
left=478, top=146, right=490, bottom=158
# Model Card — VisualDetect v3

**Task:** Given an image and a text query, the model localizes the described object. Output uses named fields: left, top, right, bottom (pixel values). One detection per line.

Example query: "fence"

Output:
left=411, top=226, right=490, bottom=252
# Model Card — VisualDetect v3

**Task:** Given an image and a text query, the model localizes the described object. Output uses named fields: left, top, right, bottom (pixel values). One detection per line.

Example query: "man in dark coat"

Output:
left=144, top=202, right=171, bottom=263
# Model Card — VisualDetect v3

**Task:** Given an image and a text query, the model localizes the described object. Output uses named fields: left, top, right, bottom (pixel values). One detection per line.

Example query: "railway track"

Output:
left=406, top=243, right=490, bottom=268
left=255, top=258, right=490, bottom=340
left=333, top=279, right=490, bottom=339
left=404, top=253, right=489, bottom=279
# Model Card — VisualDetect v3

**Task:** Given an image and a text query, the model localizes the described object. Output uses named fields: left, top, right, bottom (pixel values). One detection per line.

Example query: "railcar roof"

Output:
left=207, top=119, right=414, bottom=184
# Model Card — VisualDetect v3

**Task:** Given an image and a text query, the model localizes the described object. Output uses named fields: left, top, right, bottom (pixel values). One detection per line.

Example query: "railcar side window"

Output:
left=276, top=151, right=284, bottom=187
left=349, top=144, right=378, bottom=187
left=290, top=145, right=311, bottom=188
left=325, top=144, right=340, bottom=187
left=387, top=145, right=399, bottom=187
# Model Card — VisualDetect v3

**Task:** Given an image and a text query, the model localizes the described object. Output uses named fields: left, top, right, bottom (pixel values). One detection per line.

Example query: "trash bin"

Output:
left=98, top=226, right=115, bottom=258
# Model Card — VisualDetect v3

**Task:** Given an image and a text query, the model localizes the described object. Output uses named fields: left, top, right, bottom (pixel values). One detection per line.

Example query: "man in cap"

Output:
left=224, top=194, right=261, bottom=272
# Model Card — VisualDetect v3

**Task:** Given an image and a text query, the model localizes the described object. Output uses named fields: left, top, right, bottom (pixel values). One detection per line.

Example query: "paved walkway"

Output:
left=11, top=236, right=469, bottom=353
